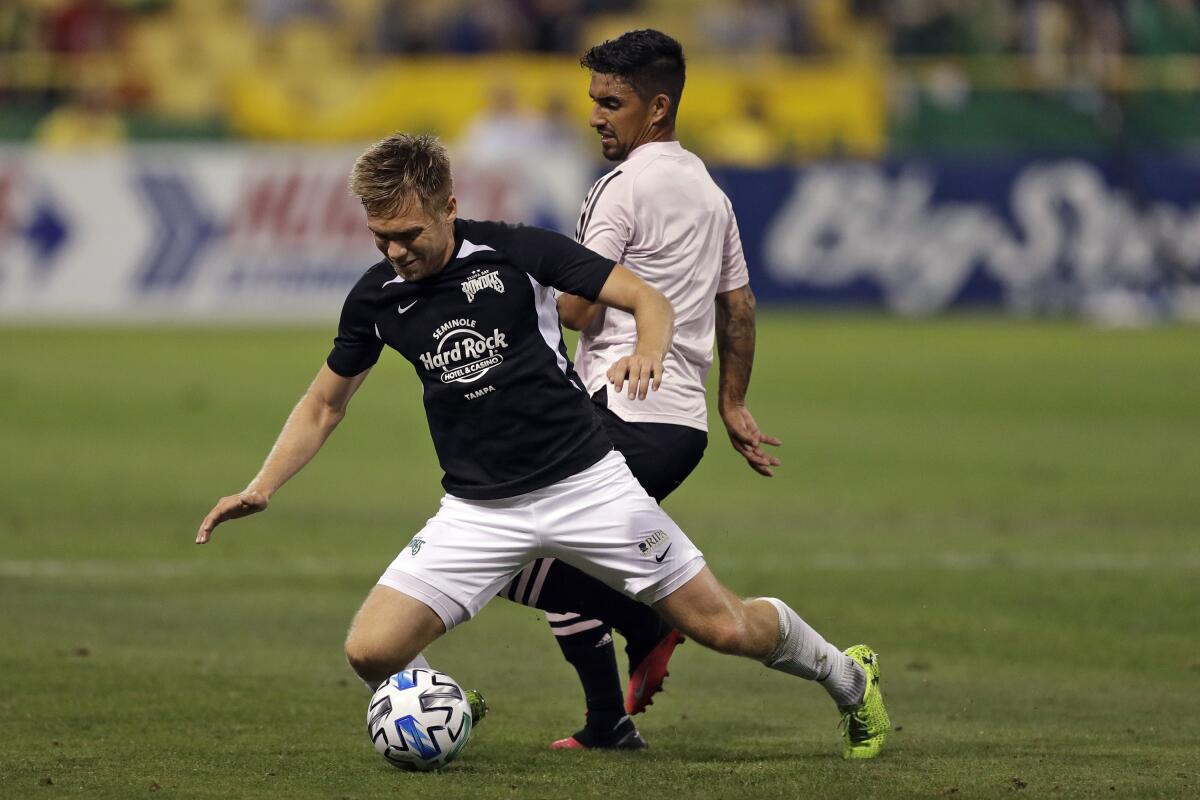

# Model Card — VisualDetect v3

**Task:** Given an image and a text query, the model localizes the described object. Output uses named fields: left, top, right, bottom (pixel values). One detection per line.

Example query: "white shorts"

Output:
left=377, top=450, right=705, bottom=630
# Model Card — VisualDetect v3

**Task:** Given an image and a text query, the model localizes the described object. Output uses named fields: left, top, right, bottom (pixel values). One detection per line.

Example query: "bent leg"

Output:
left=345, top=585, right=447, bottom=686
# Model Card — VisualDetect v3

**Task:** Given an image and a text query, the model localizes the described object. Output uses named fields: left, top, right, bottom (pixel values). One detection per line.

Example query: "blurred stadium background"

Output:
left=3, top=2, right=1200, bottom=798
left=3, top=0, right=1200, bottom=320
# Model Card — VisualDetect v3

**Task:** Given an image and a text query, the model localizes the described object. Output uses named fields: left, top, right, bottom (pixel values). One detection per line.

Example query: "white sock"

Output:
left=819, top=651, right=867, bottom=708
left=758, top=598, right=866, bottom=707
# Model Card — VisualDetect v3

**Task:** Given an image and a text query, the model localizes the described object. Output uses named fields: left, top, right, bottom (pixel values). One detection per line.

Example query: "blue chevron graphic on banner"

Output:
left=24, top=198, right=69, bottom=271
left=135, top=172, right=219, bottom=290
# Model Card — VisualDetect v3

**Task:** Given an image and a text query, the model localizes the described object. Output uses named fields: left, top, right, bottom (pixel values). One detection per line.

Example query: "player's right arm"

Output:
left=715, top=284, right=781, bottom=477
left=195, top=364, right=371, bottom=544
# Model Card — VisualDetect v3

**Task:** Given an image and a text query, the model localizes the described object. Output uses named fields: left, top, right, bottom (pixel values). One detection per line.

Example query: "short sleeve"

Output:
left=326, top=288, right=384, bottom=377
left=577, top=172, right=632, bottom=263
left=718, top=196, right=750, bottom=293
left=507, top=225, right=617, bottom=301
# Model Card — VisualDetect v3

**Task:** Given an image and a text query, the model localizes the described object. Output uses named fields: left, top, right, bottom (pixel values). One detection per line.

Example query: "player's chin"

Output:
left=394, top=261, right=424, bottom=280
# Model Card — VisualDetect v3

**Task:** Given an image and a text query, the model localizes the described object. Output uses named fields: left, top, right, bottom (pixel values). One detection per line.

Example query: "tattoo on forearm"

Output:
left=716, top=292, right=757, bottom=407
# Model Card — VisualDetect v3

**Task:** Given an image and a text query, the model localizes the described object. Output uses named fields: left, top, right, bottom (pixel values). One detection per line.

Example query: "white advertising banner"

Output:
left=4, top=145, right=1197, bottom=322
left=0, top=144, right=589, bottom=323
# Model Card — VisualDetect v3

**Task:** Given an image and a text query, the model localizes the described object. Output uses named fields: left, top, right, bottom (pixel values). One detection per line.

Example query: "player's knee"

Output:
left=344, top=635, right=404, bottom=683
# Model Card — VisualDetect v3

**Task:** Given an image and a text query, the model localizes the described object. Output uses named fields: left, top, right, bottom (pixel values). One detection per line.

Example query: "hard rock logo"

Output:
left=419, top=323, right=509, bottom=384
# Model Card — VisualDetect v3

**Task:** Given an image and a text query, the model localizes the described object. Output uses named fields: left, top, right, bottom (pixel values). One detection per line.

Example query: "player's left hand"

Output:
left=608, top=353, right=664, bottom=400
left=720, top=404, right=782, bottom=477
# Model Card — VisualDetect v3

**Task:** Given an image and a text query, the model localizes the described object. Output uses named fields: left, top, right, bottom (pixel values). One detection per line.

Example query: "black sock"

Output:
left=534, top=560, right=668, bottom=672
left=551, top=622, right=624, bottom=731
left=623, top=615, right=671, bottom=675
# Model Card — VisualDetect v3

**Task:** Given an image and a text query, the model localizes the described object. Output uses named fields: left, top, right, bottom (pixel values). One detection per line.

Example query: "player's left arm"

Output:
left=594, top=264, right=674, bottom=400
left=716, top=284, right=781, bottom=477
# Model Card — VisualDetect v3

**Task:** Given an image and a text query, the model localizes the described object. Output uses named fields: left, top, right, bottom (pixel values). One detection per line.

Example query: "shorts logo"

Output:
left=637, top=529, right=668, bottom=556
left=461, top=269, right=504, bottom=303
left=419, top=318, right=509, bottom=384
left=407, top=535, right=426, bottom=556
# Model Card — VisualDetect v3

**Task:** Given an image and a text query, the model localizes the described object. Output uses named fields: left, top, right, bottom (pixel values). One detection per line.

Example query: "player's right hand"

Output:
left=720, top=404, right=782, bottom=477
left=196, top=490, right=269, bottom=544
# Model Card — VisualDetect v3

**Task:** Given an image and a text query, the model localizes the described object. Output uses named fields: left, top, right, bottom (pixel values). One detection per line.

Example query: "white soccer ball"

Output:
left=366, top=668, right=475, bottom=771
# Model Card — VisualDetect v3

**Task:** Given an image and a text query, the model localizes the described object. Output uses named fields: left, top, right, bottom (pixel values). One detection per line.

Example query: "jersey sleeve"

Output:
left=326, top=283, right=384, bottom=377
left=510, top=225, right=617, bottom=301
left=718, top=195, right=750, bottom=293
left=577, top=172, right=633, bottom=263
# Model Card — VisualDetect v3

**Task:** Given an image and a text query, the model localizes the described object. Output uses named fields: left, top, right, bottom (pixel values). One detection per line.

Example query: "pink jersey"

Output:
left=572, top=141, right=749, bottom=431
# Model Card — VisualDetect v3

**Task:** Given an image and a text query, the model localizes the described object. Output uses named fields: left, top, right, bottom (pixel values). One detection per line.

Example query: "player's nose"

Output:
left=387, top=241, right=408, bottom=261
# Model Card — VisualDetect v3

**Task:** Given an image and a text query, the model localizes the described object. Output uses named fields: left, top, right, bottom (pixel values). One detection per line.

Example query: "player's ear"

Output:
left=445, top=195, right=458, bottom=222
left=650, top=93, right=671, bottom=126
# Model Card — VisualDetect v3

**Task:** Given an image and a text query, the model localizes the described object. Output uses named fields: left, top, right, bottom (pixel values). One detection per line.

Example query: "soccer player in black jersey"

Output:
left=196, top=133, right=890, bottom=761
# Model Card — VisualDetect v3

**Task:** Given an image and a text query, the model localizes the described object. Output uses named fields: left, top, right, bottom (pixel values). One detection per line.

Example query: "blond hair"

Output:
left=349, top=133, right=453, bottom=216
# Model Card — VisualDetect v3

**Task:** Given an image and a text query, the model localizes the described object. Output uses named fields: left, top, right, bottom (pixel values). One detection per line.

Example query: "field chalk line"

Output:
left=2, top=552, right=1199, bottom=580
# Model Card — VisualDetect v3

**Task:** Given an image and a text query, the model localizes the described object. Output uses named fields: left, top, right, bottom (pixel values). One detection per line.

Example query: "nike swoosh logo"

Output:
left=398, top=301, right=418, bottom=314
left=655, top=544, right=672, bottom=563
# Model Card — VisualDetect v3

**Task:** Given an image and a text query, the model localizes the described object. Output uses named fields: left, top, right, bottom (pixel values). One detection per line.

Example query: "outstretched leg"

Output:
left=653, top=566, right=890, bottom=758
left=653, top=567, right=864, bottom=701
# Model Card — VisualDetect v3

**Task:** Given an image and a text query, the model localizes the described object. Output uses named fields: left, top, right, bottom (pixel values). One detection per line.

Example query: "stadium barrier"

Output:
left=2, top=146, right=1197, bottom=322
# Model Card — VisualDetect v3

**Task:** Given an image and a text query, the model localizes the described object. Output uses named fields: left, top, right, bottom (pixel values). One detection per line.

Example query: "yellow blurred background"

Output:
left=4, top=0, right=1198, bottom=161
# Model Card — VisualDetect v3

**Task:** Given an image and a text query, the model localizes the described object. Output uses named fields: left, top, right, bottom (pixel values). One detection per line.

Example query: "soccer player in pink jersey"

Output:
left=498, top=30, right=884, bottom=754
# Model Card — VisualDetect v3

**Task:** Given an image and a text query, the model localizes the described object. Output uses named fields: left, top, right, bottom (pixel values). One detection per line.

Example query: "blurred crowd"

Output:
left=872, top=0, right=1200, bottom=57
left=1, top=0, right=1198, bottom=152
left=5, top=0, right=1199, bottom=60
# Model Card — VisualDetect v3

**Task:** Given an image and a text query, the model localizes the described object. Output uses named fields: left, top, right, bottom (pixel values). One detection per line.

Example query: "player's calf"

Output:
left=653, top=569, right=873, bottom=711
left=652, top=567, right=779, bottom=659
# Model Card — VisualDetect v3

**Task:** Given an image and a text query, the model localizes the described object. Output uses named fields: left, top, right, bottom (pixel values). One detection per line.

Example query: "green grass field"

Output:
left=2, top=315, right=1199, bottom=799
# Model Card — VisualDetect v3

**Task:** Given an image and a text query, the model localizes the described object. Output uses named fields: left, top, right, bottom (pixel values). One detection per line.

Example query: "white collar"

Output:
left=624, top=140, right=683, bottom=163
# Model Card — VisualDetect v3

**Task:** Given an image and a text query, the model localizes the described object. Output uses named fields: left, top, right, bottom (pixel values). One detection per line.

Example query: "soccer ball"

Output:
left=366, top=668, right=475, bottom=771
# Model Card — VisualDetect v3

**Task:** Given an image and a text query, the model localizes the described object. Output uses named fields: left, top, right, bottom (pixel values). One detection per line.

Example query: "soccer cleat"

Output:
left=625, top=629, right=685, bottom=715
left=465, top=688, right=488, bottom=725
left=549, top=715, right=647, bottom=750
left=838, top=645, right=890, bottom=760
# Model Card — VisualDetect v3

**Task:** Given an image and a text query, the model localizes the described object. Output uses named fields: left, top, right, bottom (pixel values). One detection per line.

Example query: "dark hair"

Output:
left=581, top=29, right=686, bottom=122
left=349, top=133, right=453, bottom=217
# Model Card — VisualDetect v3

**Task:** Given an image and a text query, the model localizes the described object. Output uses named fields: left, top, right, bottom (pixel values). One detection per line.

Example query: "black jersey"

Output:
left=327, top=218, right=617, bottom=500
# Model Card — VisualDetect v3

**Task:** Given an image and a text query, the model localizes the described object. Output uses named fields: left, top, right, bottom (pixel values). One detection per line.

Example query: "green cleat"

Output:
left=838, top=645, right=890, bottom=760
left=465, top=688, right=488, bottom=725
